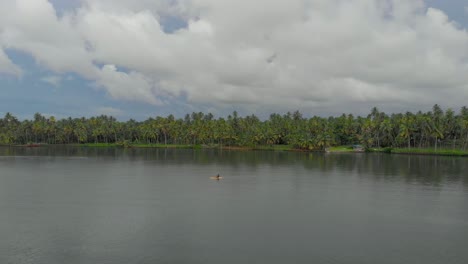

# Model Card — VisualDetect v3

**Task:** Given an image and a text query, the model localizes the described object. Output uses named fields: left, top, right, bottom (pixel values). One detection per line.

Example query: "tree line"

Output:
left=1, top=105, right=468, bottom=150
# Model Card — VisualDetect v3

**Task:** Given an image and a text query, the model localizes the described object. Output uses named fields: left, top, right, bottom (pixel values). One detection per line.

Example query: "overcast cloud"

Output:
left=1, top=0, right=468, bottom=116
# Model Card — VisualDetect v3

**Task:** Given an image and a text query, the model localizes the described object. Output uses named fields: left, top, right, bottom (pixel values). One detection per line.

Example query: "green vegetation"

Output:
left=71, top=142, right=295, bottom=151
left=253, top=145, right=295, bottom=151
left=131, top=143, right=195, bottom=149
left=326, top=146, right=355, bottom=153
left=1, top=105, right=468, bottom=157
left=74, top=143, right=195, bottom=148
left=74, top=143, right=118, bottom=147
left=384, top=148, right=468, bottom=156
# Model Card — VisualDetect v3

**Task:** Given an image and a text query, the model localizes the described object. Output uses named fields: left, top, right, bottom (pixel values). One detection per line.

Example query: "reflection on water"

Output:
left=1, top=146, right=467, bottom=186
left=0, top=146, right=467, bottom=264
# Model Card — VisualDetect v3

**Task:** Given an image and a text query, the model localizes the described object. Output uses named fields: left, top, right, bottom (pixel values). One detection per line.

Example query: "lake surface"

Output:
left=0, top=146, right=467, bottom=264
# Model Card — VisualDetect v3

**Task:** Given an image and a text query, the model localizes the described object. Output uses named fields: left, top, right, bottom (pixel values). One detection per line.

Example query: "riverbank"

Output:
left=325, top=146, right=359, bottom=153
left=68, top=143, right=297, bottom=151
left=324, top=146, right=468, bottom=156
left=73, top=143, right=195, bottom=149
left=7, top=143, right=468, bottom=157
left=368, top=147, right=468, bottom=157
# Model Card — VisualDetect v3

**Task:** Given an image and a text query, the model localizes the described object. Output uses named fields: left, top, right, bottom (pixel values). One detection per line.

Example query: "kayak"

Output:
left=210, top=176, right=223, bottom=180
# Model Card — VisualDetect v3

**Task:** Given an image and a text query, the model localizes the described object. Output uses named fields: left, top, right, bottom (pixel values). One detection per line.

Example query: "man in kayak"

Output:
left=215, top=174, right=221, bottom=180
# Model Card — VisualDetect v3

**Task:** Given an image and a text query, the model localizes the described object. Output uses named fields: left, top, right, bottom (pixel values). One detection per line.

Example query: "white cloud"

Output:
left=41, top=75, right=61, bottom=87
left=0, top=0, right=97, bottom=77
left=1, top=0, right=468, bottom=114
left=0, top=48, right=22, bottom=76
left=94, top=64, right=162, bottom=105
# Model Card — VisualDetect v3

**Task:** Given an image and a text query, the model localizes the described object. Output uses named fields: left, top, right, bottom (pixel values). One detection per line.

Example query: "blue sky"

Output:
left=425, top=0, right=468, bottom=27
left=1, top=0, right=468, bottom=120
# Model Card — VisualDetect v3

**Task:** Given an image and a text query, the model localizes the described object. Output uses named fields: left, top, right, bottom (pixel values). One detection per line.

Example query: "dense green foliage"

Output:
left=1, top=105, right=468, bottom=151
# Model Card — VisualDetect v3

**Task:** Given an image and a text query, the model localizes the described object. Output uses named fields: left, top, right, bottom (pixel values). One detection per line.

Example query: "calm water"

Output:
left=0, top=146, right=467, bottom=264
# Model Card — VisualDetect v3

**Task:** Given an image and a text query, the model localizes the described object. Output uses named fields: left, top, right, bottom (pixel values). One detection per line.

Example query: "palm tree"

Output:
left=431, top=104, right=444, bottom=151
left=398, top=114, right=414, bottom=149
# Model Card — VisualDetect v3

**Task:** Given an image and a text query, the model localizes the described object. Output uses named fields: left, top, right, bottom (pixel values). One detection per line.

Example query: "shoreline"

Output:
left=369, top=148, right=468, bottom=157
left=3, top=144, right=468, bottom=157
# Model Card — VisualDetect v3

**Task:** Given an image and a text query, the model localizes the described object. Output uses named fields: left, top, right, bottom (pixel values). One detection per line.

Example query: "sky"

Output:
left=0, top=0, right=468, bottom=120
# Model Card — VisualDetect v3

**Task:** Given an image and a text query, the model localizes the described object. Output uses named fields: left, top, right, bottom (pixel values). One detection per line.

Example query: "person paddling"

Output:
left=210, top=174, right=222, bottom=180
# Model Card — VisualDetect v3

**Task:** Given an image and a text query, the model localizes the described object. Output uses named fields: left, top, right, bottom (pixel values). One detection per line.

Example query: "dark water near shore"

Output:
left=1, top=146, right=467, bottom=264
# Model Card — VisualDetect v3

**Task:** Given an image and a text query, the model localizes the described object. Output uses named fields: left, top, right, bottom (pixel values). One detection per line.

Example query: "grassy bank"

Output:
left=73, top=143, right=198, bottom=149
left=325, top=146, right=355, bottom=153
left=386, top=148, right=468, bottom=157
left=70, top=143, right=295, bottom=151
left=328, top=146, right=468, bottom=156
left=252, top=145, right=295, bottom=151
left=11, top=143, right=468, bottom=157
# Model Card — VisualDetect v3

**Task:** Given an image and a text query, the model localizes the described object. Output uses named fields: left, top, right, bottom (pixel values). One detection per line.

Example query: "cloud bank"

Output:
left=1, top=0, right=468, bottom=115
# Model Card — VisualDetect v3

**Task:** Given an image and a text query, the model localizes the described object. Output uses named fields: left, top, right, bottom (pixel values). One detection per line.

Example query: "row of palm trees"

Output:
left=1, top=105, right=468, bottom=150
